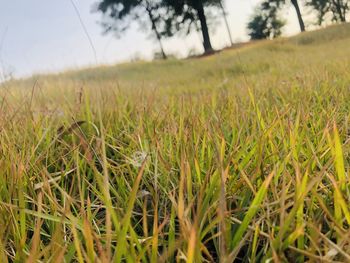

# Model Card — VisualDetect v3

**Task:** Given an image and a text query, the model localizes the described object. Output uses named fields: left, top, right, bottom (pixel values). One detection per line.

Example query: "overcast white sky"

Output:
left=0, top=0, right=302, bottom=78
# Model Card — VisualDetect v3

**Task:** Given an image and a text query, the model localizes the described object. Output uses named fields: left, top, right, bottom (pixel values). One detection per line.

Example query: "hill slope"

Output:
left=6, top=23, right=350, bottom=90
left=1, top=23, right=350, bottom=262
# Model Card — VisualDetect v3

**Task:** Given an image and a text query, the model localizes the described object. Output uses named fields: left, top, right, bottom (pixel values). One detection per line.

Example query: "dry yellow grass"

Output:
left=0, top=23, right=350, bottom=262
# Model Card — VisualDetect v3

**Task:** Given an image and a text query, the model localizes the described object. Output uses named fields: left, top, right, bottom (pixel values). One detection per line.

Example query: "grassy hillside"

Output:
left=1, top=23, right=350, bottom=262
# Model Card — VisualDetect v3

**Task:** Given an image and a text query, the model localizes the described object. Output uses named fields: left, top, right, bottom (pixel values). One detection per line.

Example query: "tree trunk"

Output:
left=146, top=7, right=167, bottom=59
left=194, top=1, right=214, bottom=53
left=291, top=0, right=306, bottom=32
left=219, top=1, right=233, bottom=46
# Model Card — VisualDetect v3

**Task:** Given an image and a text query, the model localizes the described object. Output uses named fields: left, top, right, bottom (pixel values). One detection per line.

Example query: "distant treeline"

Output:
left=93, top=0, right=349, bottom=56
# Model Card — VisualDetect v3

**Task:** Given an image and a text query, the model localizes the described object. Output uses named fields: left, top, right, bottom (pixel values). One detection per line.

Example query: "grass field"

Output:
left=1, top=23, right=350, bottom=262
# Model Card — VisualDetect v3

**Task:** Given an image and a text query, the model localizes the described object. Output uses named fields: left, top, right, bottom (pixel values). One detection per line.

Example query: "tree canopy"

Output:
left=306, top=0, right=348, bottom=24
left=95, top=0, right=167, bottom=58
left=247, top=0, right=285, bottom=40
left=95, top=0, right=230, bottom=55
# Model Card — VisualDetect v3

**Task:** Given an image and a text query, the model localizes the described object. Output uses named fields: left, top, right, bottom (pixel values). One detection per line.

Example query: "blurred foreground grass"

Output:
left=1, top=23, right=350, bottom=262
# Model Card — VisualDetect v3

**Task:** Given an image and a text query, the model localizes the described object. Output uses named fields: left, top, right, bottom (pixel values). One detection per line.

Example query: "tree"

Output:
left=247, top=0, right=285, bottom=40
left=306, top=0, right=348, bottom=24
left=161, top=0, right=223, bottom=54
left=291, top=0, right=305, bottom=32
left=257, top=0, right=305, bottom=32
left=270, top=0, right=305, bottom=32
left=95, top=0, right=167, bottom=59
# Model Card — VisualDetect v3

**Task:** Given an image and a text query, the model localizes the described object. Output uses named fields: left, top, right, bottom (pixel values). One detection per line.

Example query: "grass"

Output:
left=1, top=23, right=350, bottom=262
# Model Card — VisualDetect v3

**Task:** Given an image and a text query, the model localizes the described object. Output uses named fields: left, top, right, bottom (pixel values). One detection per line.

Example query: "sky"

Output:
left=0, top=0, right=301, bottom=79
